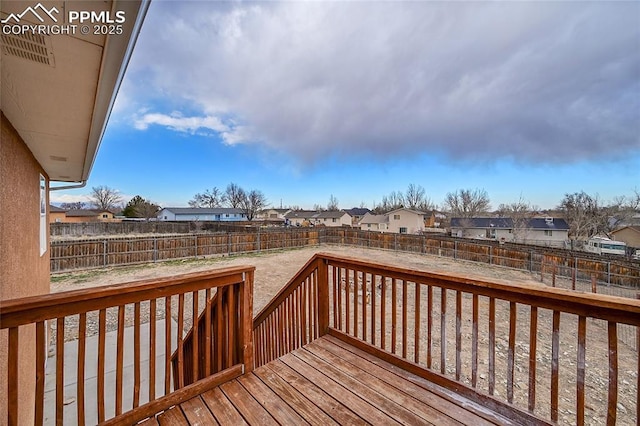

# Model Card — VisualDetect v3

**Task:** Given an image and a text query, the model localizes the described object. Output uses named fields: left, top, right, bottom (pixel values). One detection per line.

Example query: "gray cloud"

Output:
left=123, top=1, right=640, bottom=164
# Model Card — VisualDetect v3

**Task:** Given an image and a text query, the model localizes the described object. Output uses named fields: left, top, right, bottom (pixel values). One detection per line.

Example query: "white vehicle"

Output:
left=584, top=236, right=627, bottom=256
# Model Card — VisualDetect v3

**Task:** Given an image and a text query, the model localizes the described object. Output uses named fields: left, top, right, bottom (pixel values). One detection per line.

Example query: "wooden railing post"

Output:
left=242, top=270, right=254, bottom=373
left=317, top=257, right=330, bottom=336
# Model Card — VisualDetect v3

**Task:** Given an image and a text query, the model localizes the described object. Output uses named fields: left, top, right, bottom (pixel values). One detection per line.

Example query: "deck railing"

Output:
left=1, top=267, right=254, bottom=426
left=254, top=253, right=640, bottom=426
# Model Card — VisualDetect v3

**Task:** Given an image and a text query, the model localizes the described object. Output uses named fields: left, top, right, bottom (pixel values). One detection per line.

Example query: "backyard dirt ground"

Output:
left=50, top=245, right=638, bottom=425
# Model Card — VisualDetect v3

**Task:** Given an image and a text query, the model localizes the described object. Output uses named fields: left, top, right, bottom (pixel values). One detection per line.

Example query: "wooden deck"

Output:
left=148, top=335, right=516, bottom=426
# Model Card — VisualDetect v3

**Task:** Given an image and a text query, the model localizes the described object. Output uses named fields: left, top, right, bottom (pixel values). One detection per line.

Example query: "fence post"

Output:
left=552, top=262, right=556, bottom=287
left=489, top=246, right=493, bottom=265
left=454, top=240, right=458, bottom=260
left=257, top=230, right=261, bottom=253
left=103, top=239, right=107, bottom=267
left=591, top=275, right=597, bottom=293
left=607, top=262, right=611, bottom=286
left=153, top=236, right=157, bottom=263
left=194, top=235, right=198, bottom=259
left=572, top=257, right=577, bottom=290
left=394, top=234, right=398, bottom=251
left=227, top=233, right=232, bottom=255
left=540, top=259, right=544, bottom=283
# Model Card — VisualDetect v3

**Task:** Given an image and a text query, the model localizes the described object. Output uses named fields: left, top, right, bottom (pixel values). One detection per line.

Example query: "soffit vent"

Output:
left=1, top=32, right=55, bottom=66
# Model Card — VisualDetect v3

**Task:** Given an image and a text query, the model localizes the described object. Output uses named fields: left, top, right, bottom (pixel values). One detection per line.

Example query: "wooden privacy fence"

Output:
left=51, top=228, right=640, bottom=290
left=254, top=253, right=640, bottom=426
left=0, top=267, right=254, bottom=426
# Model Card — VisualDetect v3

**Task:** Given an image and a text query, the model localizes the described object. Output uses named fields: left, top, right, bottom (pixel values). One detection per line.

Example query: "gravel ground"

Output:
left=49, top=245, right=638, bottom=425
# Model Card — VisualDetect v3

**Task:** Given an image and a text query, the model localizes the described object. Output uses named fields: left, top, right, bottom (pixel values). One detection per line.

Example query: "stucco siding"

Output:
left=1, top=112, right=50, bottom=425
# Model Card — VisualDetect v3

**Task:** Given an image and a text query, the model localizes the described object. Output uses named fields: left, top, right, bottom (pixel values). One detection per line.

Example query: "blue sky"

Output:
left=52, top=1, right=640, bottom=211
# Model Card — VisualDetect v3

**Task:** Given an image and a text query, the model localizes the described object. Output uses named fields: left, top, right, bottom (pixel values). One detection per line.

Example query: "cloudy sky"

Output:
left=53, top=0, right=640, bottom=210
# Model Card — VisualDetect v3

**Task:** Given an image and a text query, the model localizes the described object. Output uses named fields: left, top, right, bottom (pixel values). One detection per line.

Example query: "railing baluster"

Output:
left=56, top=317, right=64, bottom=425
left=228, top=287, right=235, bottom=366
left=391, top=278, right=397, bottom=354
left=427, top=285, right=432, bottom=369
left=192, top=291, right=199, bottom=382
left=337, top=267, right=343, bottom=331
left=177, top=293, right=185, bottom=389
left=116, top=306, right=125, bottom=415
left=402, top=280, right=408, bottom=359
left=441, top=288, right=447, bottom=375
left=354, top=270, right=358, bottom=339
left=507, top=301, right=516, bottom=404
left=362, top=271, right=367, bottom=342
left=489, top=297, right=495, bottom=395
left=528, top=306, right=538, bottom=412
left=133, top=302, right=141, bottom=408
left=98, top=309, right=106, bottom=423
left=456, top=291, right=462, bottom=381
left=149, top=298, right=156, bottom=402
left=345, top=270, right=350, bottom=335
left=471, top=294, right=478, bottom=388
left=380, top=275, right=386, bottom=351
left=333, top=266, right=338, bottom=328
left=35, top=321, right=45, bottom=426
left=577, top=315, right=586, bottom=425
left=607, top=322, right=618, bottom=426
left=415, top=283, right=421, bottom=364
left=216, top=288, right=222, bottom=373
left=204, top=289, right=211, bottom=375
left=551, top=310, right=560, bottom=422
left=371, top=274, right=376, bottom=346
left=77, top=313, right=86, bottom=426
left=164, top=296, right=172, bottom=396
left=8, top=327, right=19, bottom=426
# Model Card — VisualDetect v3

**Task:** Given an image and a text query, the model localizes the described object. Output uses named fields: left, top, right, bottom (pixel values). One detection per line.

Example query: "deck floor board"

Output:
left=169, top=335, right=521, bottom=425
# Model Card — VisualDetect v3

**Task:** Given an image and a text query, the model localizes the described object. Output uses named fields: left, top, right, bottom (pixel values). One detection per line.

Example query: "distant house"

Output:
left=342, top=208, right=372, bottom=226
left=64, top=209, right=117, bottom=223
left=256, top=208, right=291, bottom=224
left=611, top=226, right=640, bottom=248
left=312, top=211, right=352, bottom=227
left=424, top=210, right=446, bottom=228
left=157, top=207, right=247, bottom=222
left=49, top=205, right=66, bottom=223
left=386, top=208, right=428, bottom=234
left=450, top=217, right=513, bottom=240
left=284, top=210, right=318, bottom=227
left=358, top=213, right=389, bottom=232
left=450, top=217, right=569, bottom=247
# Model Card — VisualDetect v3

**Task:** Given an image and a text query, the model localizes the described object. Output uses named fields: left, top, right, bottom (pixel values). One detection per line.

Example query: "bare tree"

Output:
left=327, top=194, right=339, bottom=211
left=404, top=184, right=425, bottom=209
left=240, top=190, right=268, bottom=221
left=444, top=188, right=491, bottom=218
left=498, top=196, right=537, bottom=242
left=60, top=201, right=86, bottom=210
left=189, top=187, right=226, bottom=208
left=225, top=183, right=246, bottom=208
left=89, top=185, right=122, bottom=211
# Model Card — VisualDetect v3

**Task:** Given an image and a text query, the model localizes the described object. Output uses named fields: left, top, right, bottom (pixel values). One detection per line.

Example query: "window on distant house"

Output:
left=399, top=227, right=407, bottom=234
left=332, top=218, right=337, bottom=222
left=367, top=224, right=371, bottom=228
left=394, top=214, right=400, bottom=220
left=102, top=214, right=108, bottom=219
left=545, top=230, right=553, bottom=236
left=226, top=214, right=230, bottom=217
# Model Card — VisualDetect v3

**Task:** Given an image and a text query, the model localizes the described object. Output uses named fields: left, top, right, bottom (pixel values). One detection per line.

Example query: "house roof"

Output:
left=451, top=217, right=570, bottom=231
left=526, top=218, right=570, bottom=231
left=451, top=218, right=513, bottom=228
left=343, top=208, right=371, bottom=216
left=315, top=211, right=350, bottom=219
left=270, top=208, right=291, bottom=214
left=1, top=1, right=149, bottom=182
left=65, top=209, right=113, bottom=217
left=386, top=207, right=428, bottom=216
left=49, top=205, right=66, bottom=213
left=284, top=210, right=318, bottom=219
left=161, top=208, right=245, bottom=215
left=611, top=226, right=640, bottom=236
left=359, top=213, right=388, bottom=224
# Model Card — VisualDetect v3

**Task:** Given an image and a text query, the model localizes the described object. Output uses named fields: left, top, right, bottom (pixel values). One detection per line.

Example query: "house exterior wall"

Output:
left=157, top=209, right=247, bottom=222
left=318, top=214, right=351, bottom=227
left=1, top=113, right=50, bottom=425
left=49, top=211, right=66, bottom=223
left=523, top=229, right=569, bottom=246
left=611, top=228, right=640, bottom=248
left=387, top=210, right=425, bottom=234
left=63, top=215, right=99, bottom=223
